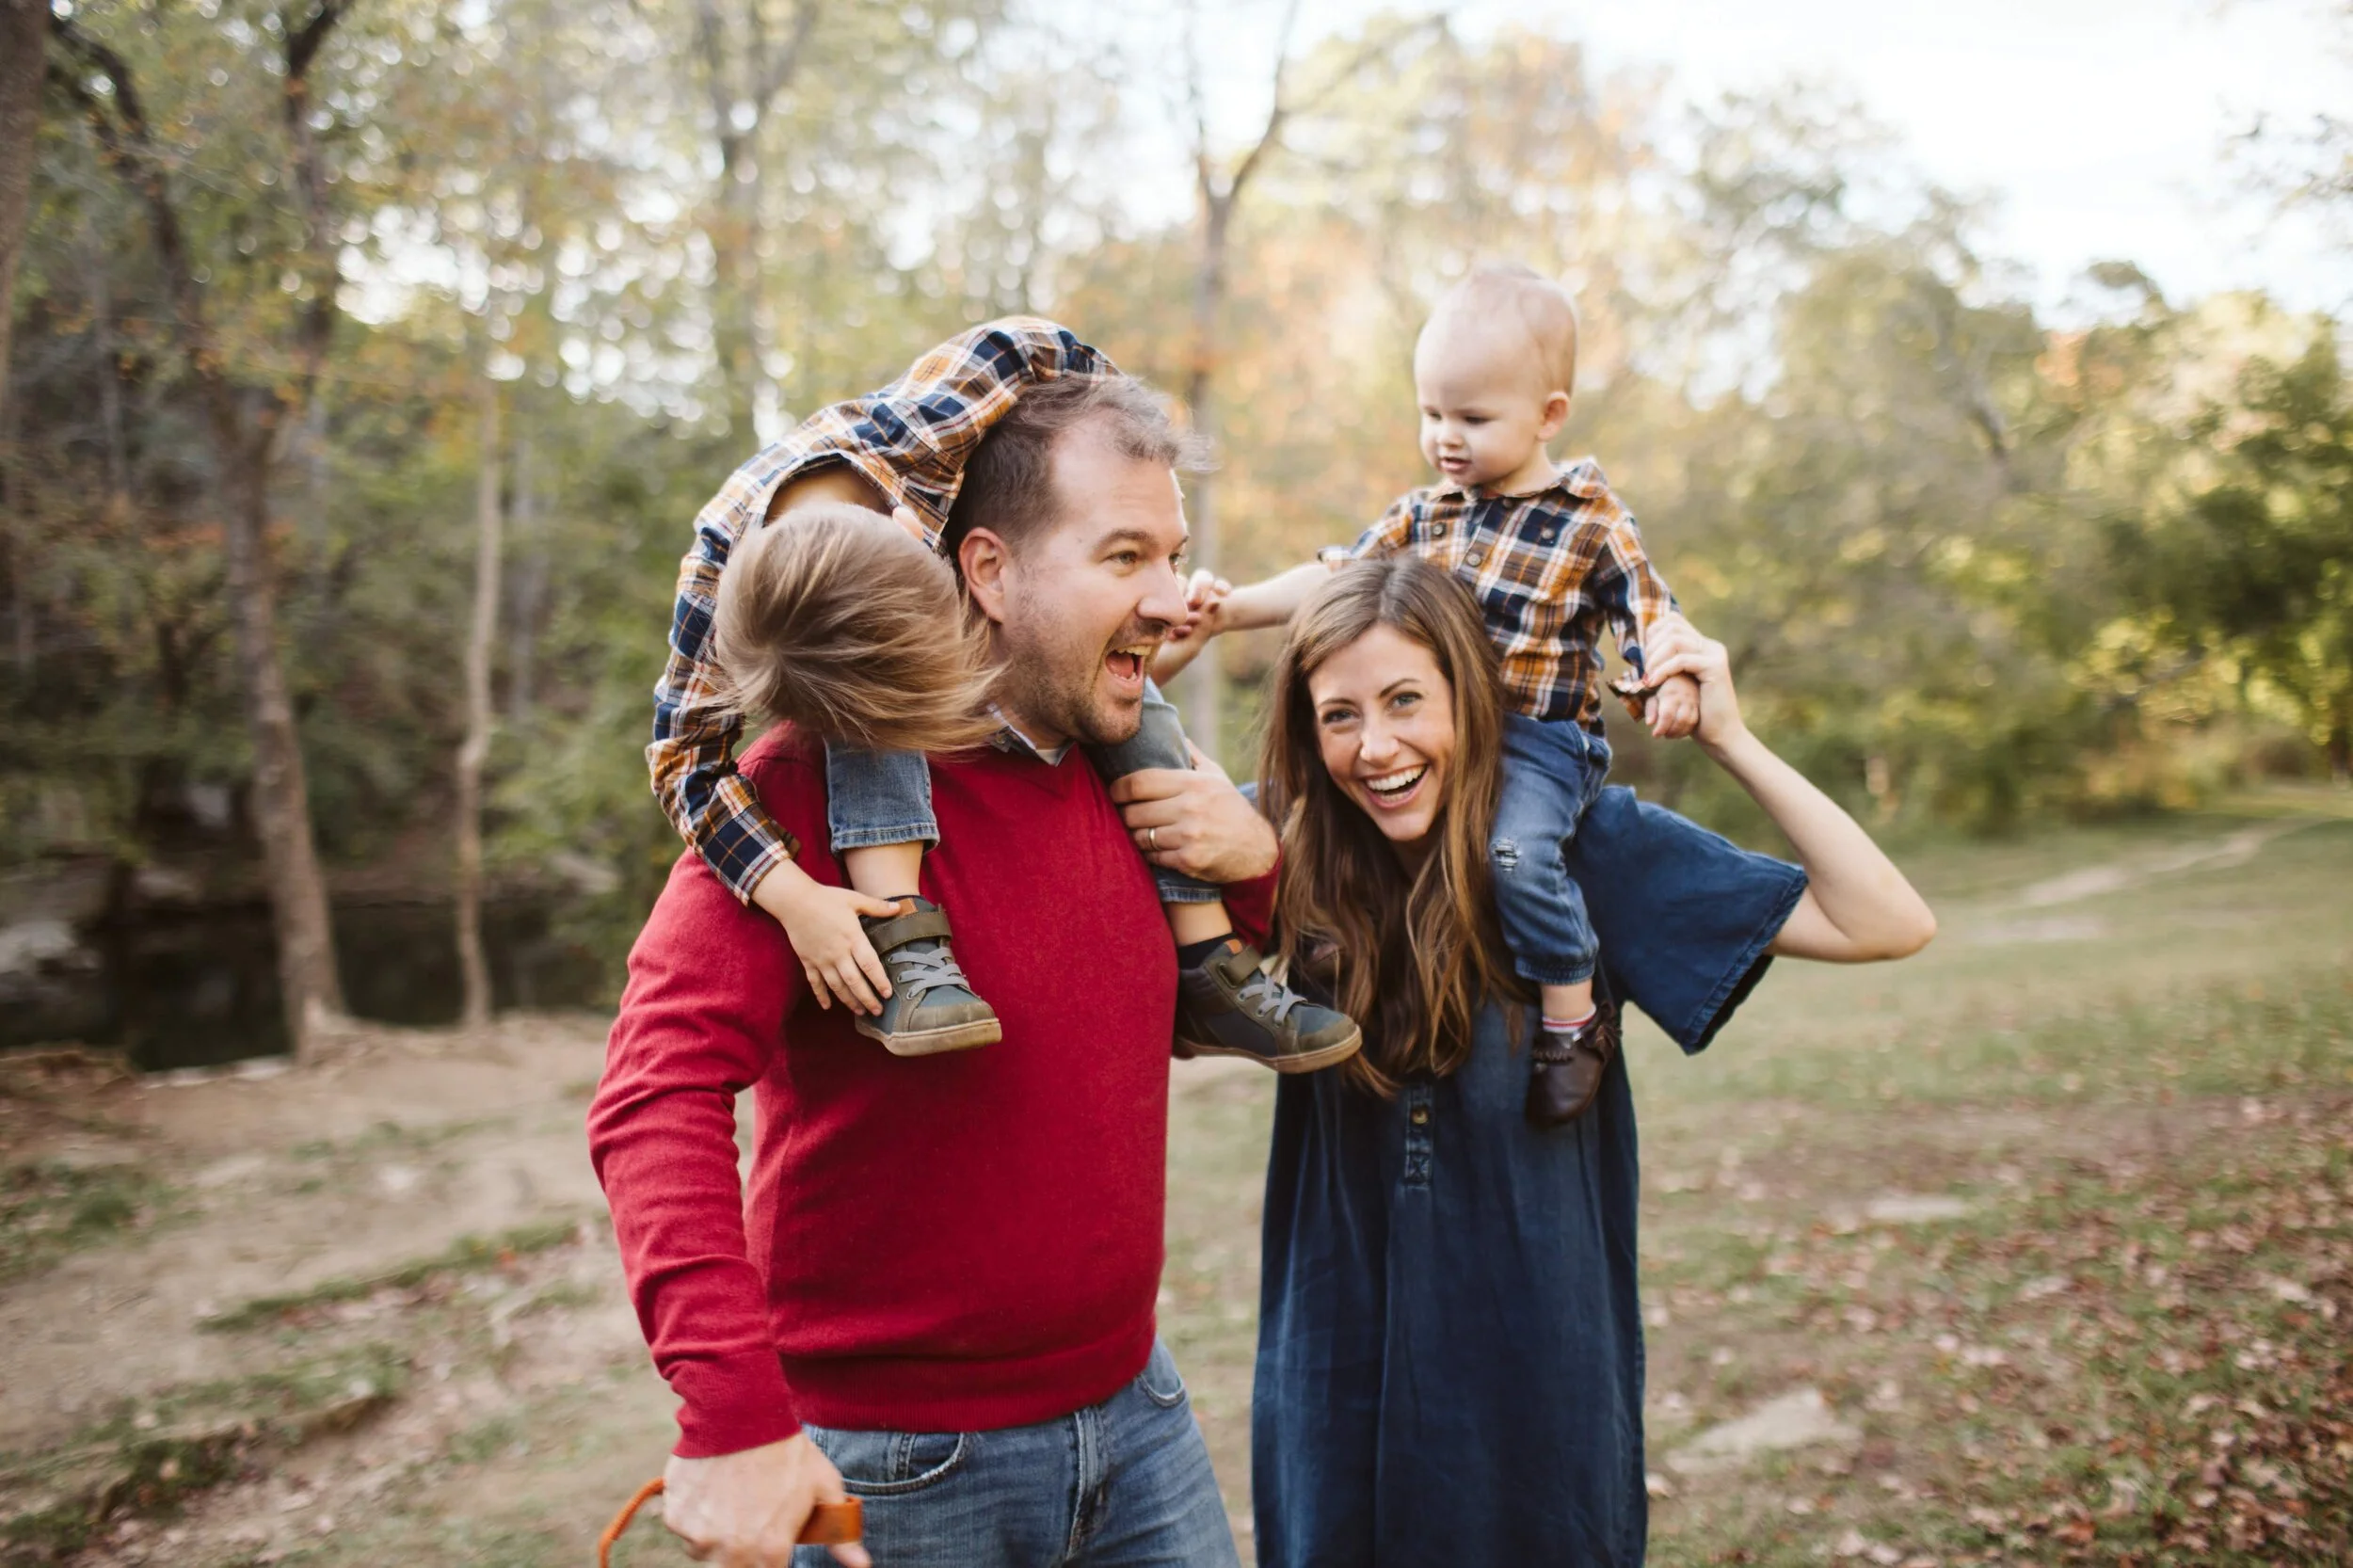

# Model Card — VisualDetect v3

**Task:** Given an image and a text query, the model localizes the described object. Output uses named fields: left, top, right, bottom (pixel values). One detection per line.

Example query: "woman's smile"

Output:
left=1308, top=624, right=1459, bottom=845
left=1360, top=763, right=1430, bottom=809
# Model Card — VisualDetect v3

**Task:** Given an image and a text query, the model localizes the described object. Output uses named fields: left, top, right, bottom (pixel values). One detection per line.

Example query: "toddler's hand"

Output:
left=1646, top=673, right=1702, bottom=741
left=750, top=861, right=902, bottom=1015
left=1166, top=568, right=1233, bottom=644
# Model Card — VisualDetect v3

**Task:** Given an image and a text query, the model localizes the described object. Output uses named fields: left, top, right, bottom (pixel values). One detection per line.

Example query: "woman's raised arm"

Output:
left=1641, top=619, right=1937, bottom=963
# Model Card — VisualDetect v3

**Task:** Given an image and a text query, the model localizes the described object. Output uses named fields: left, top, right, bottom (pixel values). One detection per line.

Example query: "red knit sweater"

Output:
left=588, top=728, right=1273, bottom=1457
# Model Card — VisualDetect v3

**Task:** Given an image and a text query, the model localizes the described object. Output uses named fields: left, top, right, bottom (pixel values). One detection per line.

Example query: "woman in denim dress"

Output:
left=1248, top=559, right=1935, bottom=1566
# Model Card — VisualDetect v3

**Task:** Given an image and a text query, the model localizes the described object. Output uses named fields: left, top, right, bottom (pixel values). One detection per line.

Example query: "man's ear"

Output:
left=1537, top=389, right=1573, bottom=441
left=959, top=528, right=1013, bottom=626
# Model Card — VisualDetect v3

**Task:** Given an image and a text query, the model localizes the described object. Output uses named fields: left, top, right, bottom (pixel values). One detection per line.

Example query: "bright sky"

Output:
left=1185, top=0, right=2350, bottom=320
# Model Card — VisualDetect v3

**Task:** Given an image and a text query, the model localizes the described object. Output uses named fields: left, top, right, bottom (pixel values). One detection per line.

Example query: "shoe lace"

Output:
left=1236, top=971, right=1304, bottom=1026
left=892, top=944, right=972, bottom=1000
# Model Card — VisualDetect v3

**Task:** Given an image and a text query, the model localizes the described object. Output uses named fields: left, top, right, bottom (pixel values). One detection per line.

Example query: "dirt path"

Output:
left=2, top=1018, right=614, bottom=1456
left=0, top=1017, right=686, bottom=1564
left=2005, top=820, right=2316, bottom=912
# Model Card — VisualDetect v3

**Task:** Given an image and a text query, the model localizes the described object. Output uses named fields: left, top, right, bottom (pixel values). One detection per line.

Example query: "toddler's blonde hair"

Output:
left=1429, top=263, right=1581, bottom=395
left=711, top=503, right=1000, bottom=753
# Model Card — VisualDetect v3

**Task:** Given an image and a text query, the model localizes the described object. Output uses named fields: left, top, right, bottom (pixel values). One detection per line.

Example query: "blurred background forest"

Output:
left=2, top=0, right=2349, bottom=1064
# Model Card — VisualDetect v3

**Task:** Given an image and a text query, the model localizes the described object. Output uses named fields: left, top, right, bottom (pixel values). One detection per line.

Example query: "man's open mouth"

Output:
left=1105, top=644, right=1152, bottom=687
left=1363, top=765, right=1428, bottom=808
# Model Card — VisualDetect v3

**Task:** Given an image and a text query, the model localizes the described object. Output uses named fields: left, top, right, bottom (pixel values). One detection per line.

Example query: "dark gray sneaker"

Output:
left=1175, top=939, right=1362, bottom=1073
left=855, top=898, right=1001, bottom=1057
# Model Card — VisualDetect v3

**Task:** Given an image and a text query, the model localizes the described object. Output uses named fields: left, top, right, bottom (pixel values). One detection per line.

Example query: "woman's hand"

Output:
left=1636, top=616, right=1744, bottom=751
left=1636, top=619, right=1938, bottom=962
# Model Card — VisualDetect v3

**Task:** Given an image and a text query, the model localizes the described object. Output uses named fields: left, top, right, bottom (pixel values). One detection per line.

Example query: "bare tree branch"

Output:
left=1209, top=6, right=1448, bottom=206
left=50, top=14, right=221, bottom=435
left=756, top=0, right=820, bottom=114
left=285, top=0, right=347, bottom=85
left=1283, top=10, right=1446, bottom=124
left=694, top=0, right=735, bottom=152
left=1221, top=0, right=1302, bottom=201
left=1185, top=0, right=1213, bottom=203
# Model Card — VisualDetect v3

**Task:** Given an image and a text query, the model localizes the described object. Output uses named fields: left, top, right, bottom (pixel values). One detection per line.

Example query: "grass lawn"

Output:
left=1163, top=808, right=2353, bottom=1565
left=8, top=809, right=2343, bottom=1565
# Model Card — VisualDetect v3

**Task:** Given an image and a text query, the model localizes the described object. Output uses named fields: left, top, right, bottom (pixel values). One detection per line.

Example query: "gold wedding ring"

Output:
left=1147, top=826, right=1160, bottom=852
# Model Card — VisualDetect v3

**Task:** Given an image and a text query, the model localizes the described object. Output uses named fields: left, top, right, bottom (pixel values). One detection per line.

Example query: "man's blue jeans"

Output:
left=1492, top=712, right=1612, bottom=987
left=824, top=680, right=1220, bottom=905
left=792, top=1342, right=1240, bottom=1567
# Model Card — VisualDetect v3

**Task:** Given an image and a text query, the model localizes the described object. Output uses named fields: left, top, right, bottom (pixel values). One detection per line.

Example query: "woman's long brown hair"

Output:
left=1258, top=558, right=1530, bottom=1097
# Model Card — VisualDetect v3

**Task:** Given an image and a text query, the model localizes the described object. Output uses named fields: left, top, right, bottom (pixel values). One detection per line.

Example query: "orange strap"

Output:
left=597, top=1478, right=864, bottom=1564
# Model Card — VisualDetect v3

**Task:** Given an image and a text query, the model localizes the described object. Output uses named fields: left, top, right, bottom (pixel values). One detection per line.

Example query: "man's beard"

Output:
left=992, top=599, right=1165, bottom=750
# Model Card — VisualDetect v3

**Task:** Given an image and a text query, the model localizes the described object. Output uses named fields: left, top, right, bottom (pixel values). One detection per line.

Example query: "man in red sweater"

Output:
left=589, top=372, right=1277, bottom=1566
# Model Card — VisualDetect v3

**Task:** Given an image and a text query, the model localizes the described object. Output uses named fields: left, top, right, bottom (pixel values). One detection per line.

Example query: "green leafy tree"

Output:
left=2118, top=337, right=2353, bottom=777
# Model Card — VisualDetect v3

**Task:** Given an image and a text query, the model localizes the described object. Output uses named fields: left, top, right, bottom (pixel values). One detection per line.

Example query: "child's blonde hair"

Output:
left=1430, top=263, right=1581, bottom=394
left=711, top=503, right=1000, bottom=753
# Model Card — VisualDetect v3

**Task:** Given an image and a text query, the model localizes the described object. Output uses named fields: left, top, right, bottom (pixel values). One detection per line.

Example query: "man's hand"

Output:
left=1108, top=744, right=1278, bottom=884
left=663, top=1433, right=871, bottom=1568
left=749, top=859, right=900, bottom=1016
left=1644, top=671, right=1702, bottom=740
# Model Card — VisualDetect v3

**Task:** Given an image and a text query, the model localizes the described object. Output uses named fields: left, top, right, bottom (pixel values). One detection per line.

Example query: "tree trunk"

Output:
left=214, top=412, right=346, bottom=1057
left=0, top=0, right=46, bottom=675
left=0, top=0, right=48, bottom=431
left=1178, top=197, right=1231, bottom=765
left=712, top=136, right=764, bottom=441
left=691, top=0, right=814, bottom=441
left=56, top=1, right=351, bottom=1061
left=456, top=383, right=503, bottom=1029
left=4, top=382, right=28, bottom=673
left=89, top=245, right=130, bottom=503
left=506, top=425, right=544, bottom=724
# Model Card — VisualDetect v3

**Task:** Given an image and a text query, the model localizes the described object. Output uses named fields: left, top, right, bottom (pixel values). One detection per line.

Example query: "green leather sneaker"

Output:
left=1174, top=938, right=1362, bottom=1073
left=854, top=897, right=1001, bottom=1056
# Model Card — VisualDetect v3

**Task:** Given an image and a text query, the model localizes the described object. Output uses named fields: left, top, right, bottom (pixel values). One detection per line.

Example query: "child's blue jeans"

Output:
left=824, top=680, right=1222, bottom=905
left=1492, top=712, right=1612, bottom=987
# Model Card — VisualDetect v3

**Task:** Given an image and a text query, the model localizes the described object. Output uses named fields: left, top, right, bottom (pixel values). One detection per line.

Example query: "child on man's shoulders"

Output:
left=1168, top=263, right=1703, bottom=1127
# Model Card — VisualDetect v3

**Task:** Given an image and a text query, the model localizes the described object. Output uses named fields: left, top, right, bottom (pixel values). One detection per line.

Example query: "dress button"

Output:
left=1410, top=1107, right=1430, bottom=1126
left=1540, top=528, right=1557, bottom=543
left=1430, top=523, right=1447, bottom=538
left=1465, top=548, right=1485, bottom=568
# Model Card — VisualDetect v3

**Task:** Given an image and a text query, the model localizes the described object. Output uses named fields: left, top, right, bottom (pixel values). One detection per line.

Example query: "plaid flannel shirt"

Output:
left=649, top=318, right=1116, bottom=904
left=1351, top=458, right=1677, bottom=727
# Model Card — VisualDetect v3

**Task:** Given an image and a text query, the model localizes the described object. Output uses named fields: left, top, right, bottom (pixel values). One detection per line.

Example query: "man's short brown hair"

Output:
left=710, top=503, right=1000, bottom=752
left=944, top=375, right=1210, bottom=555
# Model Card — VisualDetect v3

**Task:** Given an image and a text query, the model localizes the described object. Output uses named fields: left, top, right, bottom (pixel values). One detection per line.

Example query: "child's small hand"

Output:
left=1645, top=672, right=1702, bottom=740
left=1166, top=568, right=1233, bottom=645
left=750, top=860, right=902, bottom=1015
left=889, top=505, right=928, bottom=545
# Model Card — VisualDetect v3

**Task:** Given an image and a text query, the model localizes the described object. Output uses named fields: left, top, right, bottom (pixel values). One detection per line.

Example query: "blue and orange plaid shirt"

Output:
left=1350, top=458, right=1677, bottom=727
left=649, top=318, right=1116, bottom=904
